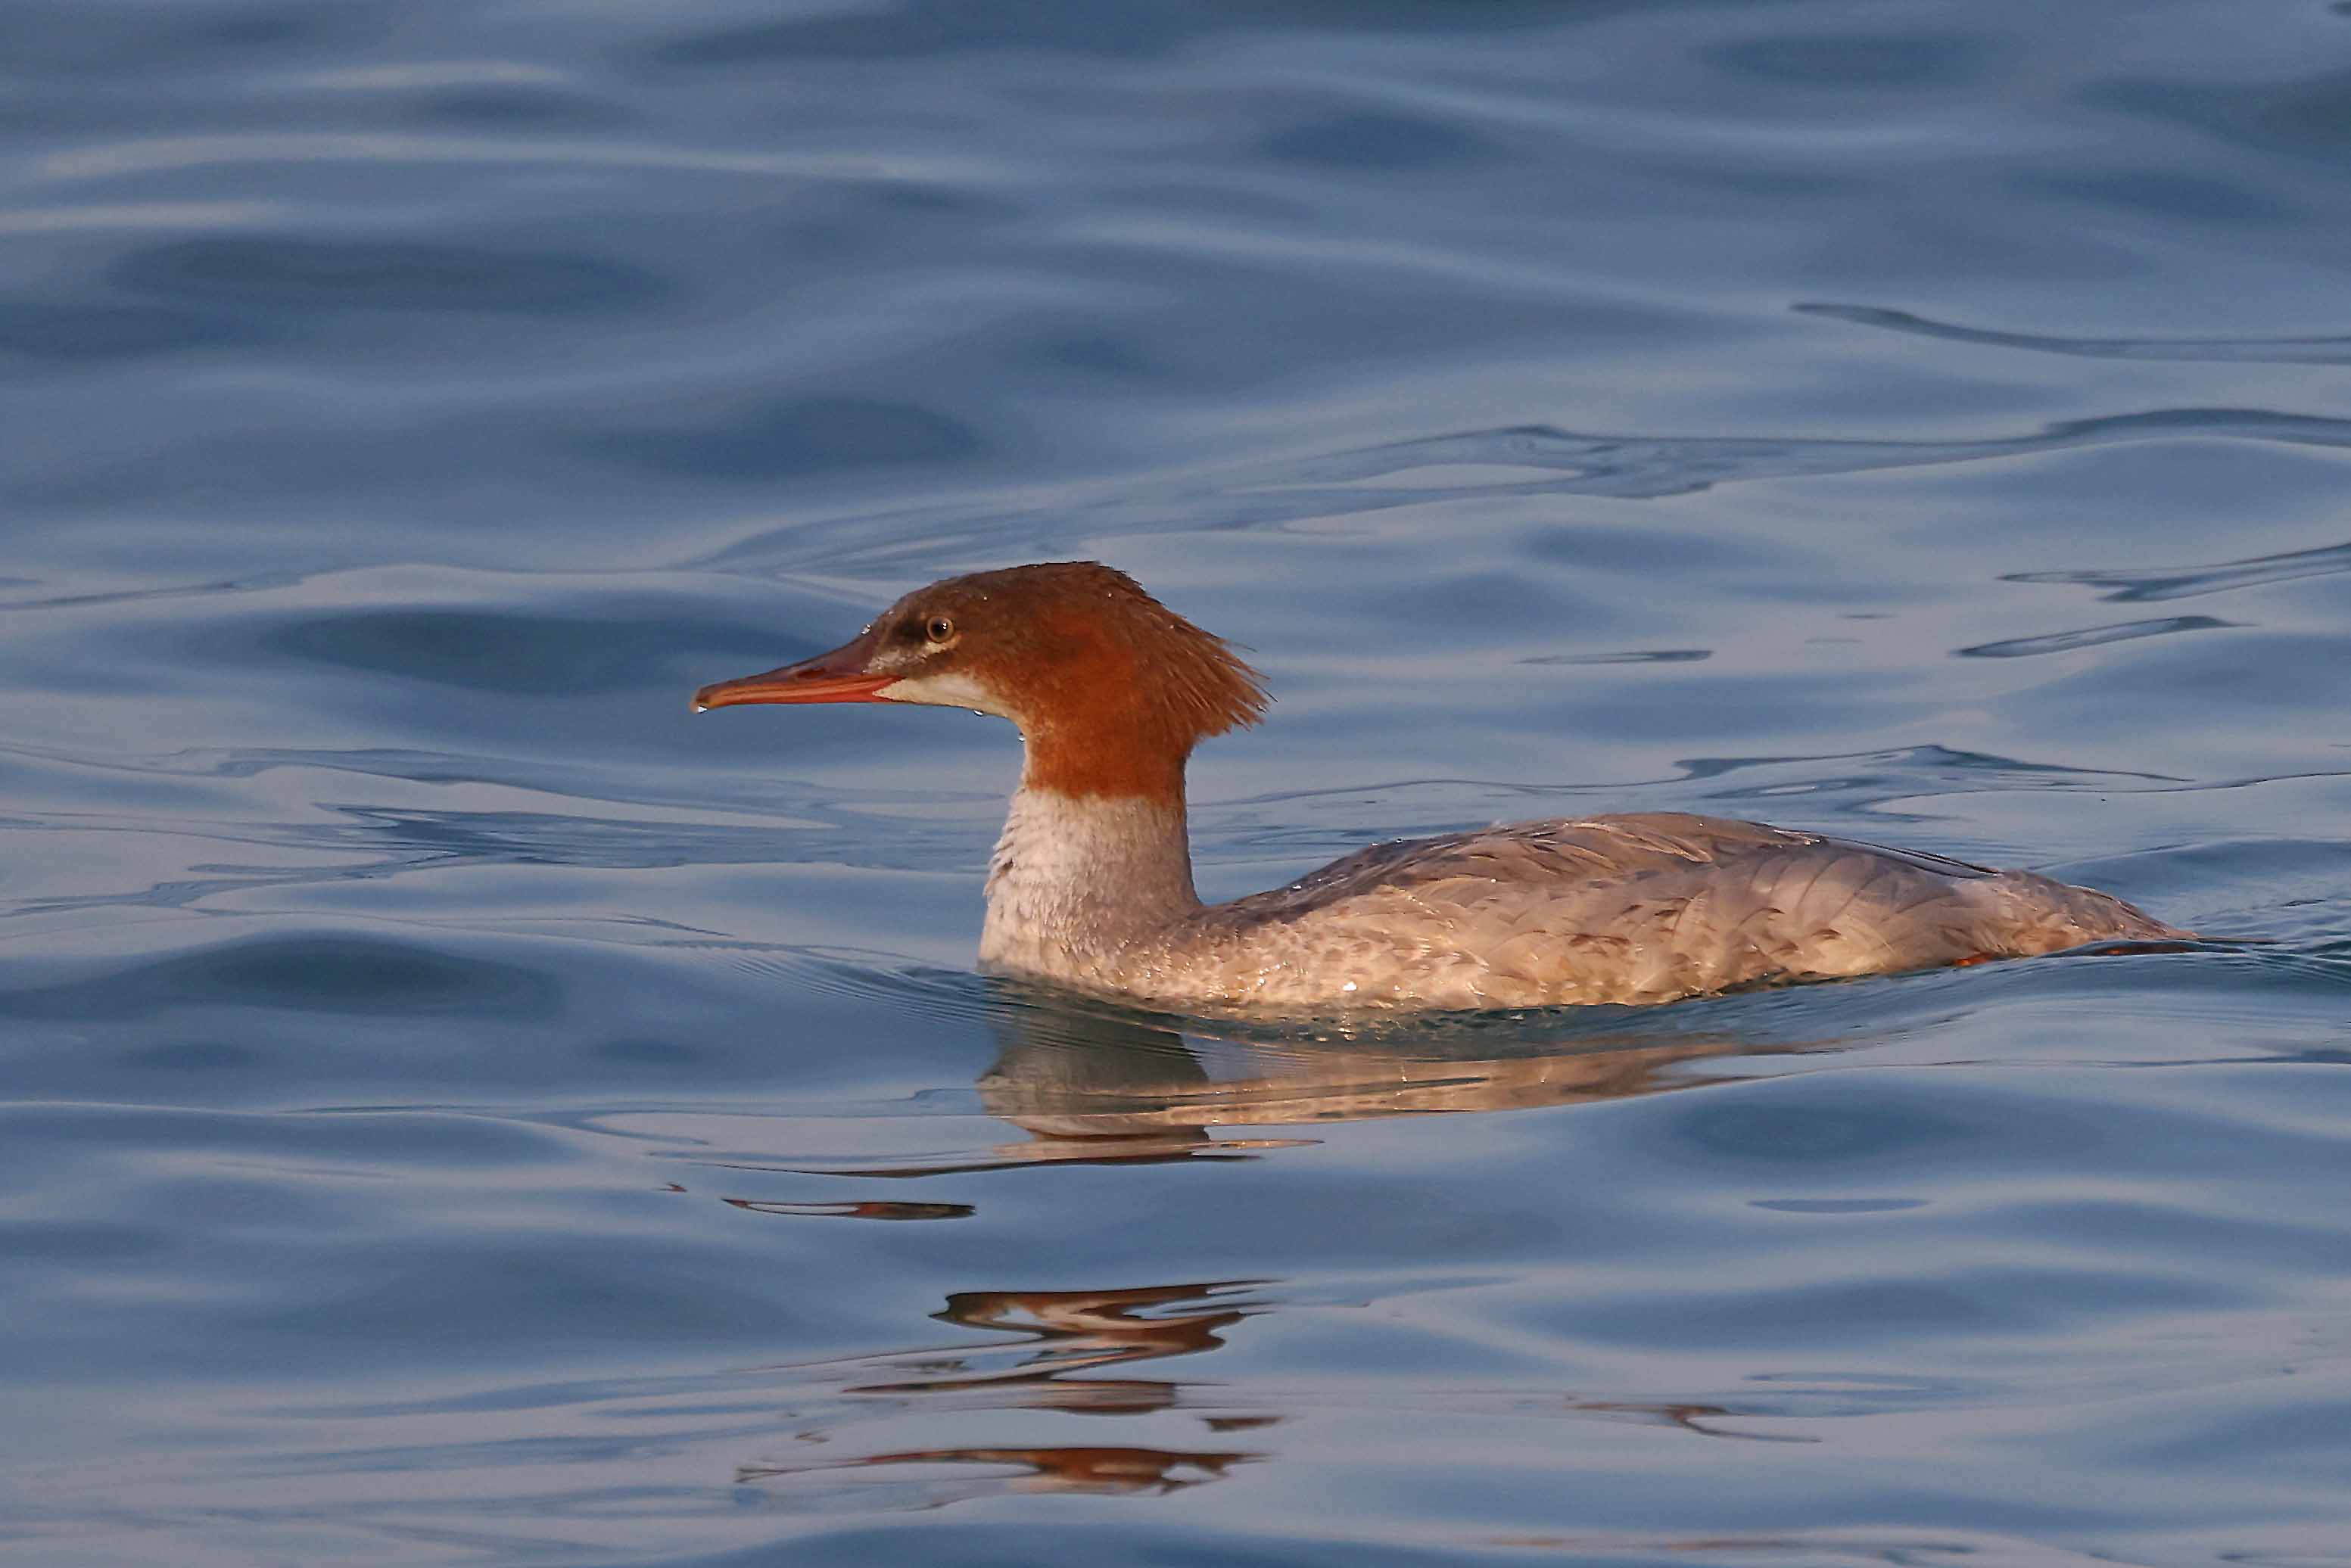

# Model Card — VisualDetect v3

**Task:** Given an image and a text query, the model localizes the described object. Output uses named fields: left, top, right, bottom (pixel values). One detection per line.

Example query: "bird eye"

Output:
left=924, top=615, right=955, bottom=644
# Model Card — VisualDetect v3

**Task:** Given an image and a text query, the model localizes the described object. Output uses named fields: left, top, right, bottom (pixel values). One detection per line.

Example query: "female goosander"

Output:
left=695, top=562, right=2184, bottom=1013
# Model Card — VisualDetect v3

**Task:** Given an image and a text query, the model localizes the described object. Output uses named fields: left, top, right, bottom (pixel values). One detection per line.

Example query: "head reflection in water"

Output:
left=735, top=1280, right=1269, bottom=1506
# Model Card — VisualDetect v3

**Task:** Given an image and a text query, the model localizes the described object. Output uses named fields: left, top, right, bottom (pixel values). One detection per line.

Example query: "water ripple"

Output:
left=698, top=408, right=2351, bottom=573
left=34, top=132, right=997, bottom=184
left=1957, top=615, right=2233, bottom=658
left=113, top=236, right=668, bottom=317
left=13, top=2, right=2351, bottom=1561
left=1520, top=648, right=1712, bottom=666
left=2007, top=538, right=2351, bottom=602
left=1798, top=302, right=2351, bottom=363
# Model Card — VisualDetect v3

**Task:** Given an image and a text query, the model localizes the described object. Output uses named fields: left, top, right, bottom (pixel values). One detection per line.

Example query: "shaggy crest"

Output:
left=878, top=562, right=1268, bottom=798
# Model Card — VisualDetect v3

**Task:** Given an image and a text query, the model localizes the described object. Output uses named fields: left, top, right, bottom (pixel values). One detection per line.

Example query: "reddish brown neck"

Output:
left=1020, top=718, right=1192, bottom=804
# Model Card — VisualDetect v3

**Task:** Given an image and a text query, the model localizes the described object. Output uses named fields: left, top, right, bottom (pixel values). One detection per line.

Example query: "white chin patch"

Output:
left=875, top=670, right=1007, bottom=716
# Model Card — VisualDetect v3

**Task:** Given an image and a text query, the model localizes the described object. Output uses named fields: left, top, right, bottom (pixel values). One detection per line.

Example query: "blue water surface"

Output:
left=8, top=2, right=2351, bottom=1563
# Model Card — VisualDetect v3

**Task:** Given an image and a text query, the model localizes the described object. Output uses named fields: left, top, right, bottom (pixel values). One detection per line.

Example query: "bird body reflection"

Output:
left=729, top=988, right=1814, bottom=1508
left=910, top=979, right=1776, bottom=1172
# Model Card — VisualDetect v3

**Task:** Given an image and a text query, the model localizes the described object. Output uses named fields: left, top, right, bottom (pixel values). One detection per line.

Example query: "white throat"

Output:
left=976, top=785, right=1199, bottom=977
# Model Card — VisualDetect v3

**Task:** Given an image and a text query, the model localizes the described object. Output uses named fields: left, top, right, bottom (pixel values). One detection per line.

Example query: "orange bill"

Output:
left=693, top=627, right=891, bottom=711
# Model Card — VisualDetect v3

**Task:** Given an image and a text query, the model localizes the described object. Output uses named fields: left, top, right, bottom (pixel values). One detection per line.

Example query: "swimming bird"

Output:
left=694, top=562, right=2184, bottom=1013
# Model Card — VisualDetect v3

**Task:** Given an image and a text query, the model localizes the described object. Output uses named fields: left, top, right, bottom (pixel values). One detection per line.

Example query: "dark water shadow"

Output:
left=578, top=394, right=987, bottom=481
left=1798, top=302, right=2351, bottom=363
left=111, top=237, right=669, bottom=318
left=2006, top=537, right=2351, bottom=603
left=1956, top=615, right=2232, bottom=658
left=646, top=0, right=1578, bottom=69
left=0, top=932, right=559, bottom=1022
left=0, top=298, right=272, bottom=362
left=1520, top=648, right=1712, bottom=667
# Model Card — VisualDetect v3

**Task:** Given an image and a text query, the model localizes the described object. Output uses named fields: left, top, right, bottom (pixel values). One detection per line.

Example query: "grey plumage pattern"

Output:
left=1107, top=812, right=2184, bottom=1013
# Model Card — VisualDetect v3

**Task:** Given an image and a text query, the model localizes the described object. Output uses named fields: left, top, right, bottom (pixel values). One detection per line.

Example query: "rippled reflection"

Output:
left=738, top=1442, right=1256, bottom=1504
left=988, top=1000, right=1747, bottom=1131
left=835, top=1280, right=1256, bottom=1410
left=739, top=1280, right=1269, bottom=1507
left=740, top=1255, right=1811, bottom=1511
left=718, top=994, right=1840, bottom=1507
left=774, top=985, right=1786, bottom=1175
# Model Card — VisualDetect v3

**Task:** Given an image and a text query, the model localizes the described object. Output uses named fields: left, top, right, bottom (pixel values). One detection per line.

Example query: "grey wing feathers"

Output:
left=1207, top=811, right=2181, bottom=1009
left=1263, top=813, right=1822, bottom=903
